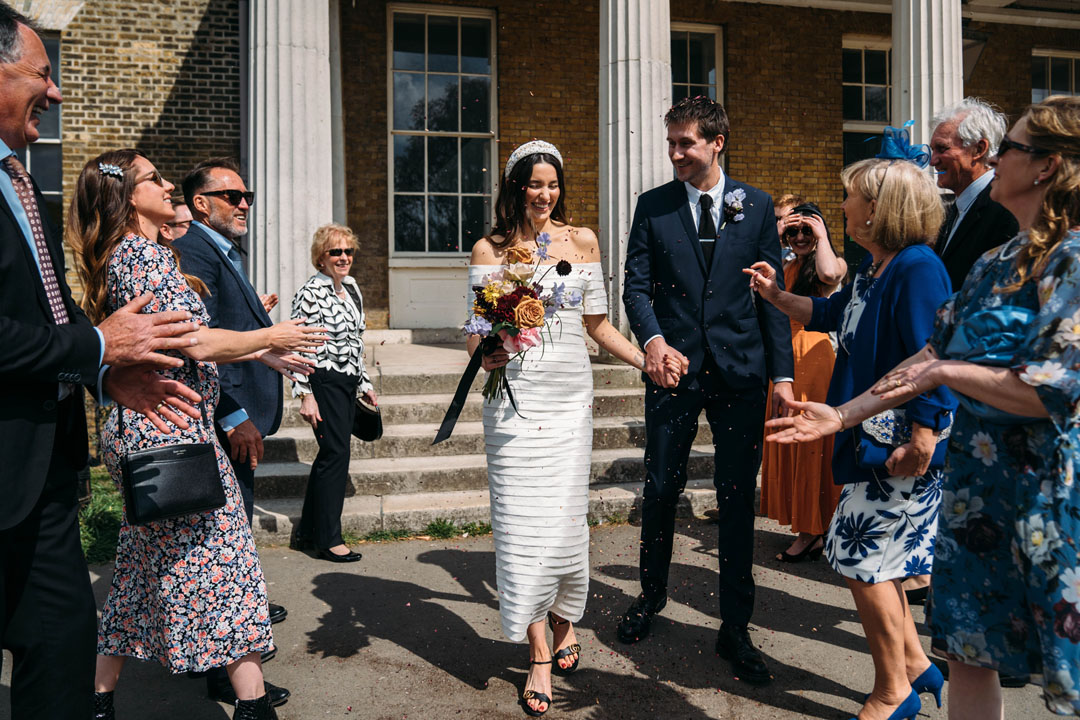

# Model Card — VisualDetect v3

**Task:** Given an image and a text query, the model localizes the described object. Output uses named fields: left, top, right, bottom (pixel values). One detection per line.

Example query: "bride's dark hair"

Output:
left=487, top=152, right=568, bottom=248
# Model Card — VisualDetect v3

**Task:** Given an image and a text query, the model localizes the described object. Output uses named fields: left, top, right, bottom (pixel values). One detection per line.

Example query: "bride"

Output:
left=466, top=140, right=683, bottom=716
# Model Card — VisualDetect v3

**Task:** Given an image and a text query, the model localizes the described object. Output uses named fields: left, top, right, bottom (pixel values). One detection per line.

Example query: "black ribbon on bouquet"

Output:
left=433, top=336, right=517, bottom=445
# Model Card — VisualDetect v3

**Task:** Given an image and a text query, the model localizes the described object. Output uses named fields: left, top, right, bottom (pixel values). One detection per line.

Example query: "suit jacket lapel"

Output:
left=193, top=226, right=269, bottom=325
left=674, top=183, right=707, bottom=276
left=708, top=176, right=738, bottom=277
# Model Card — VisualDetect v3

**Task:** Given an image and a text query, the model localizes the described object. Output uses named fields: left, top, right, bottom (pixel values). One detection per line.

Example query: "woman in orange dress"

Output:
left=761, top=202, right=847, bottom=561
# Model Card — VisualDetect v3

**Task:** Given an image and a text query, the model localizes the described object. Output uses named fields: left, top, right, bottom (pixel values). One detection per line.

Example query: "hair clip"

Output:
left=98, top=162, right=124, bottom=179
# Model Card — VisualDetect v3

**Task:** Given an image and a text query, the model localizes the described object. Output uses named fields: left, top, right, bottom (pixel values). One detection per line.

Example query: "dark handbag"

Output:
left=855, top=409, right=950, bottom=474
left=353, top=393, right=383, bottom=441
left=118, top=363, right=226, bottom=525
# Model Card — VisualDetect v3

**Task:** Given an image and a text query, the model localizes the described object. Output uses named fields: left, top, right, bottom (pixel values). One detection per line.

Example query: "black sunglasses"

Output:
left=201, top=189, right=255, bottom=206
left=136, top=170, right=166, bottom=187
left=783, top=225, right=813, bottom=239
left=996, top=136, right=1050, bottom=159
left=327, top=248, right=355, bottom=257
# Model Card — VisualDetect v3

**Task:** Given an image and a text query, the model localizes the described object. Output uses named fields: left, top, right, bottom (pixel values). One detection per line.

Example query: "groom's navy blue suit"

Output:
left=623, top=176, right=793, bottom=630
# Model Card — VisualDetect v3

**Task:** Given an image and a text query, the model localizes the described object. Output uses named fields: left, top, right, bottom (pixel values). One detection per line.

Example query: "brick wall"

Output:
left=339, top=0, right=600, bottom=325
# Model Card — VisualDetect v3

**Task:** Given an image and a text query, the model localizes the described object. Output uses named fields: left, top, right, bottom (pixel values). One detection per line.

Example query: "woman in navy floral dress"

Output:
left=764, top=96, right=1080, bottom=719
left=68, top=150, right=322, bottom=720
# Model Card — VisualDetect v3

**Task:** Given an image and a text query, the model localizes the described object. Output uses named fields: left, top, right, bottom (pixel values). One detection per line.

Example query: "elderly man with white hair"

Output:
left=929, top=97, right=1019, bottom=291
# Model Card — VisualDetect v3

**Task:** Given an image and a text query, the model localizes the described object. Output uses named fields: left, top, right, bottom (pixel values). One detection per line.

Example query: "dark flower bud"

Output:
left=556, top=259, right=572, bottom=276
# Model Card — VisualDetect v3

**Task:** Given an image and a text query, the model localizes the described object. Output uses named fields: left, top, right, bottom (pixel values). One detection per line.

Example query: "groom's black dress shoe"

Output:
left=715, top=625, right=771, bottom=685
left=617, top=593, right=667, bottom=644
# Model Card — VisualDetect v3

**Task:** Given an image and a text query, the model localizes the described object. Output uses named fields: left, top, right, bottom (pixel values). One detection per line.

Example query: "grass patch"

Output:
left=79, top=466, right=122, bottom=564
left=460, top=521, right=492, bottom=537
left=424, top=518, right=458, bottom=539
left=362, top=528, right=412, bottom=543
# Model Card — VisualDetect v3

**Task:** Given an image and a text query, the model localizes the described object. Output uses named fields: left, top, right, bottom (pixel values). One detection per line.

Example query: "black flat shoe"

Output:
left=268, top=603, right=288, bottom=624
left=776, top=535, right=824, bottom=563
left=616, top=593, right=667, bottom=644
left=520, top=659, right=552, bottom=717
left=94, top=691, right=115, bottom=720
left=548, top=613, right=582, bottom=675
left=715, top=625, right=771, bottom=685
left=317, top=548, right=362, bottom=563
left=210, top=680, right=290, bottom=707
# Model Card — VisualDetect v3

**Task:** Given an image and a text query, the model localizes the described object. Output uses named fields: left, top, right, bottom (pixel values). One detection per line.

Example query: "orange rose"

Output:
left=506, top=245, right=533, bottom=264
left=513, top=296, right=546, bottom=329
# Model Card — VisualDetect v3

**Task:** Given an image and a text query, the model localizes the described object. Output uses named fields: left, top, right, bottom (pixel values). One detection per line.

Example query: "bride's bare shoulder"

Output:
left=565, top=225, right=601, bottom=263
left=470, top=236, right=504, bottom=264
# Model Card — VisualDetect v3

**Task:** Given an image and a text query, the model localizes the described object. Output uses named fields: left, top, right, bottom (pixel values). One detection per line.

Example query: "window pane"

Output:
left=394, top=195, right=425, bottom=252
left=30, top=144, right=61, bottom=191
left=393, top=72, right=424, bottom=131
left=36, top=106, right=60, bottom=140
left=687, top=33, right=714, bottom=85
left=427, top=74, right=458, bottom=131
left=1032, top=56, right=1048, bottom=104
left=461, top=18, right=490, bottom=74
left=842, top=85, right=862, bottom=121
left=461, top=76, right=490, bottom=133
left=40, top=194, right=61, bottom=231
left=428, top=196, right=459, bottom=252
left=672, top=84, right=690, bottom=103
left=842, top=49, right=862, bottom=83
left=670, top=33, right=688, bottom=84
left=394, top=135, right=424, bottom=192
left=428, top=136, right=458, bottom=193
left=393, top=14, right=424, bottom=70
left=461, top=137, right=490, bottom=194
left=428, top=16, right=457, bottom=73
left=1050, top=56, right=1070, bottom=94
left=865, top=86, right=888, bottom=122
left=865, top=50, right=888, bottom=85
left=462, top=196, right=490, bottom=252
left=689, top=85, right=713, bottom=100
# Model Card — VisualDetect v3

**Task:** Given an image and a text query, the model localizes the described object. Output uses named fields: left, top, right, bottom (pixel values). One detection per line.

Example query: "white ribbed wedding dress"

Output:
left=469, top=262, right=608, bottom=642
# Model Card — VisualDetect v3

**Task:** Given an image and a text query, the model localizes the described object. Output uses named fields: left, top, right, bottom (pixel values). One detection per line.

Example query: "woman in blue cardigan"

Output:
left=746, top=157, right=956, bottom=720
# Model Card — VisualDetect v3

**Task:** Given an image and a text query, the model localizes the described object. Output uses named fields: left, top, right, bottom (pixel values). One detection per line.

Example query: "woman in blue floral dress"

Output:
left=764, top=95, right=1080, bottom=719
left=68, top=150, right=322, bottom=720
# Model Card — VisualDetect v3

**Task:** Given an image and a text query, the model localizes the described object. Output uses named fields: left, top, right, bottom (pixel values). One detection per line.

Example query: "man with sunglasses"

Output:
left=174, top=157, right=292, bottom=708
left=929, top=98, right=1019, bottom=292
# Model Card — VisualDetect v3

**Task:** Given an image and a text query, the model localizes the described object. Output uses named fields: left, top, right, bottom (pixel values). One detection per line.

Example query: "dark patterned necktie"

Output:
left=4, top=155, right=69, bottom=325
left=698, top=193, right=716, bottom=267
left=938, top=201, right=959, bottom=256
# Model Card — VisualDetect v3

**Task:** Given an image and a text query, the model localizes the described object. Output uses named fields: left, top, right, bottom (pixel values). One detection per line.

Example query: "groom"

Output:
left=620, top=96, right=794, bottom=684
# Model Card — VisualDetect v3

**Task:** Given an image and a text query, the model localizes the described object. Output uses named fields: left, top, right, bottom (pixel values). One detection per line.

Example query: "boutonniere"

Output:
left=720, top=188, right=746, bottom=230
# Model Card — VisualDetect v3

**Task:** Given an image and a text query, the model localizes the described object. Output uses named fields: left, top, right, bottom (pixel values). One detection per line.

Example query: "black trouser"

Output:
left=0, top=425, right=96, bottom=718
left=639, top=354, right=766, bottom=630
left=298, top=368, right=359, bottom=550
left=217, top=427, right=256, bottom=524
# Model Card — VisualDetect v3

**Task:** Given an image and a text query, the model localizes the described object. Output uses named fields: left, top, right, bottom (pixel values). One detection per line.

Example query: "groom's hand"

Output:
left=770, top=381, right=794, bottom=418
left=645, top=337, right=683, bottom=388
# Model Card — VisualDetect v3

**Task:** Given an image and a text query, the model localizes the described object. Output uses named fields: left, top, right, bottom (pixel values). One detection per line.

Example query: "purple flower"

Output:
left=565, top=291, right=582, bottom=307
left=535, top=232, right=552, bottom=261
left=463, top=314, right=492, bottom=336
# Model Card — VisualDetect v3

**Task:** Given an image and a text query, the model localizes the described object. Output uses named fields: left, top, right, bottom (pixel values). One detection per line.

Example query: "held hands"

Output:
left=644, top=337, right=688, bottom=389
left=226, top=418, right=264, bottom=471
left=102, top=364, right=203, bottom=434
left=299, top=393, right=321, bottom=430
left=99, top=293, right=200, bottom=368
left=260, top=293, right=279, bottom=313
left=764, top=399, right=843, bottom=443
left=742, top=262, right=781, bottom=304
left=267, top=319, right=329, bottom=353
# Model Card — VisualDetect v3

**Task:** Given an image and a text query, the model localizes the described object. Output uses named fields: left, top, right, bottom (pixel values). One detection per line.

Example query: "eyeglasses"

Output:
left=327, top=248, right=355, bottom=257
left=136, top=170, right=166, bottom=187
left=784, top=226, right=813, bottom=239
left=166, top=219, right=192, bottom=229
left=201, top=189, right=255, bottom=206
left=996, top=136, right=1050, bottom=158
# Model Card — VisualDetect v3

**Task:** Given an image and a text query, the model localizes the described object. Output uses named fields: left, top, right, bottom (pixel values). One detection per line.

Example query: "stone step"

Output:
left=253, top=444, right=717, bottom=499
left=262, top=415, right=714, bottom=463
left=251, top=477, right=728, bottom=546
left=370, top=361, right=643, bottom=396
left=280, top=386, right=647, bottom=428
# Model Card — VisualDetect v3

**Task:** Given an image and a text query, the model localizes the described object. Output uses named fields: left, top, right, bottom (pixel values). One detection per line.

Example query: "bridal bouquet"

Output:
left=462, top=233, right=581, bottom=403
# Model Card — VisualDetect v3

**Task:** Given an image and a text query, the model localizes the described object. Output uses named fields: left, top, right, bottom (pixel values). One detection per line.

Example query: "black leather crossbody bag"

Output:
left=119, top=361, right=226, bottom=525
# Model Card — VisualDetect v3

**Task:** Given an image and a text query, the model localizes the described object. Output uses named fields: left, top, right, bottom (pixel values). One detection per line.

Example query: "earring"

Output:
left=1034, top=180, right=1040, bottom=186
left=865, top=219, right=872, bottom=226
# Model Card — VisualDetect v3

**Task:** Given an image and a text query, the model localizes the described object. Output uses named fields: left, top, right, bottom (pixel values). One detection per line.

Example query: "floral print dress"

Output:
left=928, top=229, right=1080, bottom=716
left=96, top=233, right=273, bottom=673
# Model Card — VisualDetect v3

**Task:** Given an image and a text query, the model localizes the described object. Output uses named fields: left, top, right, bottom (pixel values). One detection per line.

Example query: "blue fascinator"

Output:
left=874, top=120, right=930, bottom=169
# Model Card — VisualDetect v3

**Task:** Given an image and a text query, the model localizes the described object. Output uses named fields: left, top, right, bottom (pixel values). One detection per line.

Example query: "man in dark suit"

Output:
left=172, top=158, right=290, bottom=707
left=0, top=6, right=202, bottom=717
left=930, top=97, right=1019, bottom=291
left=620, top=96, right=794, bottom=685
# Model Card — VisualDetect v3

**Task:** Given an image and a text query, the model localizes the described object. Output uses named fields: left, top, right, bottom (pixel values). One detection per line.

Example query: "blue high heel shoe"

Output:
left=911, top=663, right=944, bottom=709
left=850, top=688, right=921, bottom=720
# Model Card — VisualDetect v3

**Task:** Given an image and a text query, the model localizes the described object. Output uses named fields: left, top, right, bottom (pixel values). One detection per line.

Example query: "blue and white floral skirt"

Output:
left=825, top=471, right=942, bottom=584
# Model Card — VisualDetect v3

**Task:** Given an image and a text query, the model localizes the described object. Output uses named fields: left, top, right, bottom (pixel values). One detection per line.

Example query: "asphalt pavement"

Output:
left=1, top=516, right=1047, bottom=719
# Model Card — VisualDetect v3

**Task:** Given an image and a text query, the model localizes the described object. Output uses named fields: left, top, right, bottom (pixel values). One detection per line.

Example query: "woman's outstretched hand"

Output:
left=266, top=319, right=329, bottom=353
left=259, top=349, right=317, bottom=378
left=743, top=262, right=781, bottom=303
left=764, top=399, right=843, bottom=443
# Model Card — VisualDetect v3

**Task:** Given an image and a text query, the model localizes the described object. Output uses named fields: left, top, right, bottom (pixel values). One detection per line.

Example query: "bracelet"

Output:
left=832, top=405, right=845, bottom=430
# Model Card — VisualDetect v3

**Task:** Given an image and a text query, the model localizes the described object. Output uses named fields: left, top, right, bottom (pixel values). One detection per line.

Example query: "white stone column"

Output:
left=247, top=0, right=335, bottom=320
left=892, top=0, right=963, bottom=146
left=599, top=0, right=672, bottom=334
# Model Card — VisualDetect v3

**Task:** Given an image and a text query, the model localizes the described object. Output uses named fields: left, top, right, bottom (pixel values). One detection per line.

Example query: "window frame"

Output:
left=669, top=22, right=724, bottom=106
left=386, top=3, right=498, bottom=264
left=842, top=36, right=892, bottom=133
left=1031, top=48, right=1080, bottom=103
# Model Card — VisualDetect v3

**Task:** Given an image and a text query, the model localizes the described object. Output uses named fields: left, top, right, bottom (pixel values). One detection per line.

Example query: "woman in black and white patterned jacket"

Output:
left=290, top=223, right=376, bottom=562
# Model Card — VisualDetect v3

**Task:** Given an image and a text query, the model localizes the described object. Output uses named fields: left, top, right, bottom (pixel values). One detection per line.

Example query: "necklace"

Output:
left=865, top=252, right=895, bottom=279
